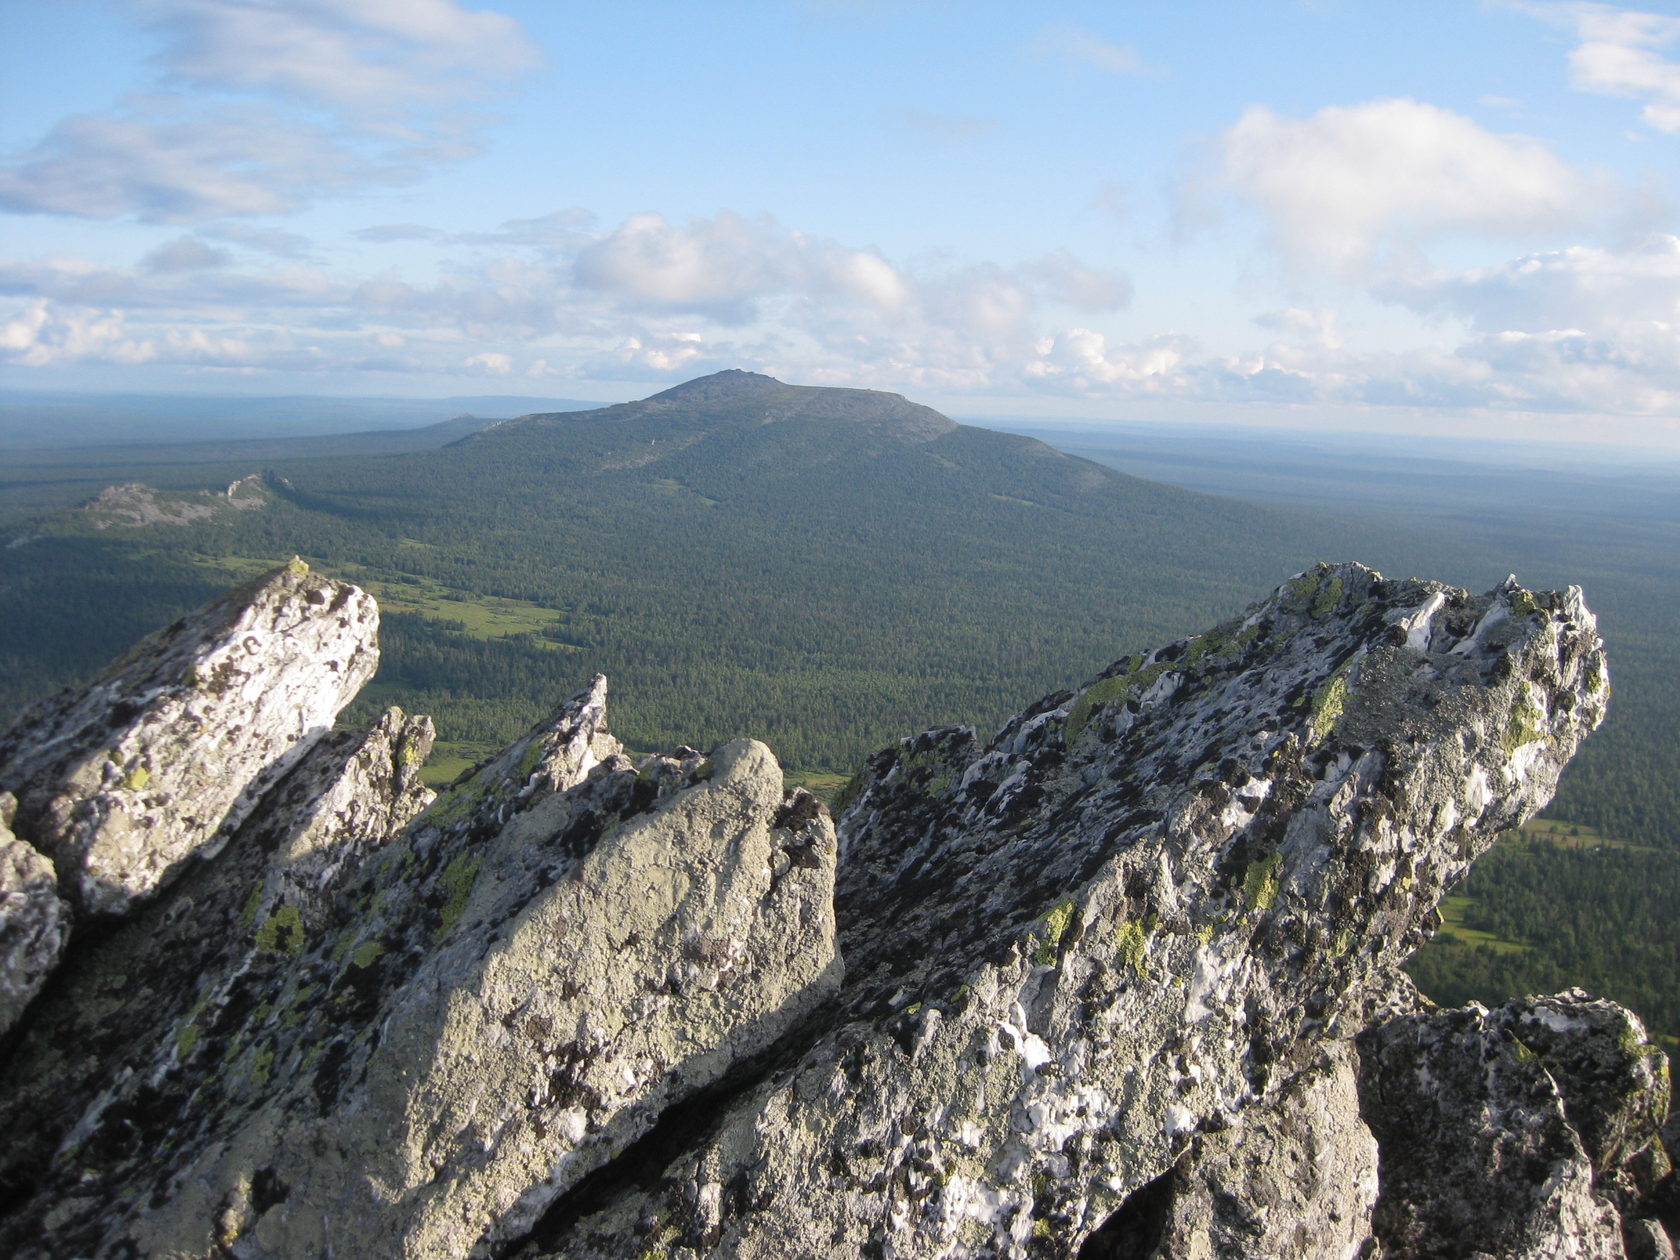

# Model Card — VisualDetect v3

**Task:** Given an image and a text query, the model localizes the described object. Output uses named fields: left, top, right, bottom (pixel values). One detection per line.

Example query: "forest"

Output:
left=1, top=384, right=1675, bottom=1042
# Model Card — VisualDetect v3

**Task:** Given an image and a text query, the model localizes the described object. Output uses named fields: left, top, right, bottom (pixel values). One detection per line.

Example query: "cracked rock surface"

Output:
left=0, top=559, right=378, bottom=916
left=0, top=560, right=1669, bottom=1259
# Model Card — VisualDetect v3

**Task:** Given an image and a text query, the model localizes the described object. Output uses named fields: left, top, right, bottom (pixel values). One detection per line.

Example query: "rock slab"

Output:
left=0, top=559, right=378, bottom=915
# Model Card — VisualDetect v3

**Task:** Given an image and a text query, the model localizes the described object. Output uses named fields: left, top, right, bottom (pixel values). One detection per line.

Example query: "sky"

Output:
left=2, top=1, right=1680, bottom=450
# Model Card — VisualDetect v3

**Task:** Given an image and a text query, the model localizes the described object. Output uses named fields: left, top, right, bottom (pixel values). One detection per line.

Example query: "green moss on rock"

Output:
left=254, top=904, right=306, bottom=954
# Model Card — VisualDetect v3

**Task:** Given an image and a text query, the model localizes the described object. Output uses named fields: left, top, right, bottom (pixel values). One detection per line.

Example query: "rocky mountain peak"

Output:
left=0, top=560, right=1671, bottom=1259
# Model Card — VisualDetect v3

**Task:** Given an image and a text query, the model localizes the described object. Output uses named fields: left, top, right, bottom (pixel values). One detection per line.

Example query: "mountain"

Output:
left=2, top=370, right=1389, bottom=775
left=1, top=561, right=1671, bottom=1258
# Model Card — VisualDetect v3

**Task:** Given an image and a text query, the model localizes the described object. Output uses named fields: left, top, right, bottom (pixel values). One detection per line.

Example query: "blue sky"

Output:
left=3, top=1, right=1679, bottom=449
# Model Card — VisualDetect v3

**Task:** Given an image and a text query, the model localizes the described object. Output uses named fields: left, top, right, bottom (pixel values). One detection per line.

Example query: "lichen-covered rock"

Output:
left=0, top=678, right=840, bottom=1260
left=0, top=560, right=1648, bottom=1260
left=1130, top=1041, right=1379, bottom=1260
left=0, top=704, right=438, bottom=1229
left=539, top=563, right=1608, bottom=1258
left=1498, top=991, right=1675, bottom=1222
left=1357, top=1000, right=1627, bottom=1258
left=0, top=559, right=378, bottom=916
left=0, top=791, right=69, bottom=1036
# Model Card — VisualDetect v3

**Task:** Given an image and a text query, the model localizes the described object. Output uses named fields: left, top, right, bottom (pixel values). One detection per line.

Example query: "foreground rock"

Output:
left=0, top=665, right=839, bottom=1258
left=0, top=791, right=69, bottom=1036
left=1359, top=990, right=1673, bottom=1259
left=0, top=559, right=377, bottom=916
left=0, top=560, right=1668, bottom=1259
left=541, top=562, right=1616, bottom=1257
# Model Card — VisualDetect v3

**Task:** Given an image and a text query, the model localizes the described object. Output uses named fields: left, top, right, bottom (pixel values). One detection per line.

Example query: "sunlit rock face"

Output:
left=0, top=560, right=1670, bottom=1260
left=0, top=559, right=378, bottom=916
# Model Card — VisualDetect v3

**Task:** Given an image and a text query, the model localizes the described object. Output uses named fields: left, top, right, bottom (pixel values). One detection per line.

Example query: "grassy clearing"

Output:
left=1436, top=894, right=1531, bottom=955
left=1512, top=816, right=1656, bottom=853
left=420, top=741, right=504, bottom=786
left=187, top=553, right=571, bottom=645
left=784, top=769, right=851, bottom=805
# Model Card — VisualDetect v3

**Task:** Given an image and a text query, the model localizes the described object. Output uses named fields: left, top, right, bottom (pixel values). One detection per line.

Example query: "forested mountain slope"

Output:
left=1, top=371, right=1403, bottom=773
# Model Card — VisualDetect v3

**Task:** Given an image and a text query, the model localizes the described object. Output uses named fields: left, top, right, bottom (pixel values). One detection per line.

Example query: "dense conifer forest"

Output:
left=1, top=378, right=1675, bottom=1041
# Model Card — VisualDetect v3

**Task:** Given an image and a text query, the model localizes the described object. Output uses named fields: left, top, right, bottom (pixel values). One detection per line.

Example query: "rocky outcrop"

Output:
left=0, top=664, right=839, bottom=1259
left=0, top=559, right=377, bottom=916
left=0, top=559, right=1669, bottom=1259
left=1357, top=990, right=1673, bottom=1259
left=78, top=476, right=269, bottom=530
left=0, top=790, right=69, bottom=1036
left=540, top=562, right=1616, bottom=1258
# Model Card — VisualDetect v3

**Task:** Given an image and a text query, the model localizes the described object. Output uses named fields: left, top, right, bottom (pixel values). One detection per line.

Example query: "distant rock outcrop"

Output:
left=78, top=475, right=269, bottom=530
left=0, top=559, right=1671, bottom=1259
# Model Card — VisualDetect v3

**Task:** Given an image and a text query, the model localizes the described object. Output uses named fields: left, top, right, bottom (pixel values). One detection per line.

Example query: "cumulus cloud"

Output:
left=0, top=301, right=156, bottom=366
left=464, top=351, right=513, bottom=374
left=1378, top=235, right=1680, bottom=332
left=1512, top=3, right=1680, bottom=131
left=571, top=211, right=915, bottom=323
left=0, top=0, right=539, bottom=223
left=1219, top=98, right=1594, bottom=271
left=1026, top=329, right=1190, bottom=389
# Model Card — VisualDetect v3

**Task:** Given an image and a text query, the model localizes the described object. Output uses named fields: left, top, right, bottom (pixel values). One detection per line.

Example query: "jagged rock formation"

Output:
left=78, top=476, right=269, bottom=530
left=0, top=559, right=376, bottom=916
left=0, top=790, right=69, bottom=1036
left=0, top=559, right=1671, bottom=1259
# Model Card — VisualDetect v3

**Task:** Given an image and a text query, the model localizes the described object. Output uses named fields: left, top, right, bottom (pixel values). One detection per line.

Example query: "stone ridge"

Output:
left=0, top=559, right=378, bottom=917
left=539, top=562, right=1623, bottom=1258
left=0, top=674, right=840, bottom=1258
left=0, top=559, right=1670, bottom=1260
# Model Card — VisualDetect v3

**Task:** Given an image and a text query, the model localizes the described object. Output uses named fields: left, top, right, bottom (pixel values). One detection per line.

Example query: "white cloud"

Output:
left=571, top=211, right=919, bottom=324
left=1219, top=98, right=1595, bottom=271
left=1253, top=307, right=1344, bottom=350
left=1026, top=329, right=1189, bottom=389
left=145, top=0, right=537, bottom=114
left=464, top=351, right=513, bottom=374
left=0, top=301, right=157, bottom=366
left=0, top=0, right=539, bottom=223
left=142, top=235, right=231, bottom=272
left=1512, top=3, right=1680, bottom=132
left=1031, top=26, right=1159, bottom=76
left=1027, top=252, right=1133, bottom=312
left=1378, top=235, right=1680, bottom=332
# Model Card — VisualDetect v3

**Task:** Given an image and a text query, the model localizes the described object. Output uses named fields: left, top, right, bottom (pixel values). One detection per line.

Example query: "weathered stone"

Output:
left=0, top=560, right=1654, bottom=1260
left=0, top=678, right=840, bottom=1259
left=1497, top=990, right=1674, bottom=1219
left=1357, top=1000, right=1625, bottom=1258
left=0, top=705, right=438, bottom=1218
left=538, top=563, right=1609, bottom=1258
left=0, top=791, right=69, bottom=1036
left=1137, top=1041, right=1380, bottom=1260
left=0, top=559, right=378, bottom=915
